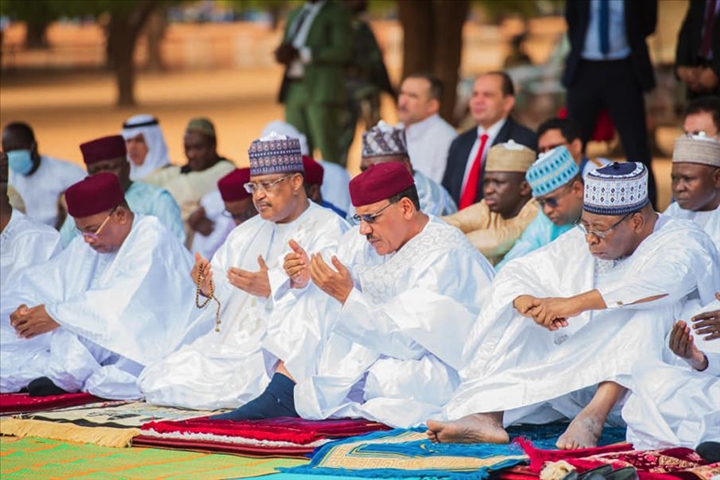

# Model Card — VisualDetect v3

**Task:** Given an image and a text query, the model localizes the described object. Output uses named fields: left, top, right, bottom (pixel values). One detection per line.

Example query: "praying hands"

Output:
left=309, top=253, right=353, bottom=305
left=227, top=255, right=271, bottom=298
left=283, top=239, right=310, bottom=289
left=690, top=293, right=720, bottom=341
left=10, top=304, right=60, bottom=339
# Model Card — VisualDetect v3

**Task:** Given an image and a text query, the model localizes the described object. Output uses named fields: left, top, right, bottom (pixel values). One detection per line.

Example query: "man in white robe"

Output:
left=1, top=173, right=198, bottom=399
left=276, top=161, right=495, bottom=428
left=427, top=162, right=720, bottom=449
left=2, top=121, right=85, bottom=228
left=664, top=133, right=720, bottom=251
left=348, top=121, right=457, bottom=224
left=59, top=135, right=185, bottom=246
left=622, top=296, right=719, bottom=449
left=0, top=151, right=61, bottom=297
left=121, top=114, right=172, bottom=181
left=138, top=134, right=349, bottom=410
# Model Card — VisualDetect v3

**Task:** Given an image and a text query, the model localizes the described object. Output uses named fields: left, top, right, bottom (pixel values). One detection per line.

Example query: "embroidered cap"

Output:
left=218, top=168, right=251, bottom=202
left=485, top=140, right=536, bottom=173
left=672, top=132, right=720, bottom=168
left=66, top=172, right=125, bottom=218
left=349, top=162, right=415, bottom=207
left=302, top=155, right=324, bottom=186
left=362, top=121, right=408, bottom=158
left=247, top=132, right=304, bottom=176
left=80, top=135, right=127, bottom=165
left=526, top=146, right=580, bottom=197
left=583, top=162, right=649, bottom=215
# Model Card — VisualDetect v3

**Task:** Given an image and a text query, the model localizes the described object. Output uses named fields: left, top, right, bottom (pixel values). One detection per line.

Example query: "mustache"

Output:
left=365, top=234, right=377, bottom=242
left=255, top=200, right=272, bottom=208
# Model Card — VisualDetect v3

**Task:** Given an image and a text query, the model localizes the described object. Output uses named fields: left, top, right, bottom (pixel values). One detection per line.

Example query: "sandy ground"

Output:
left=0, top=16, right=678, bottom=209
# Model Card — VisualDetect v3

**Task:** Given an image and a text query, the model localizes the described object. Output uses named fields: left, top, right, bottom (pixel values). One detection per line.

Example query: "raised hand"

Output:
left=227, top=255, right=271, bottom=298
left=669, top=320, right=707, bottom=371
left=308, top=253, right=353, bottom=304
left=691, top=299, right=720, bottom=341
left=284, top=239, right=310, bottom=289
left=191, top=252, right=214, bottom=296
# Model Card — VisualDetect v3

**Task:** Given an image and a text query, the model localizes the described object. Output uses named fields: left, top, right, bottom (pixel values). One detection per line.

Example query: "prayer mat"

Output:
left=0, top=401, right=215, bottom=448
left=518, top=440, right=720, bottom=480
left=134, top=416, right=391, bottom=457
left=280, top=424, right=627, bottom=479
left=0, top=436, right=308, bottom=479
left=0, top=392, right=104, bottom=415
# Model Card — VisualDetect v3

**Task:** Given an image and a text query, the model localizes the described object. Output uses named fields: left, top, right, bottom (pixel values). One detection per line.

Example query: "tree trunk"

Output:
left=432, top=0, right=468, bottom=125
left=107, top=0, right=157, bottom=107
left=145, top=9, right=167, bottom=72
left=25, top=20, right=50, bottom=50
left=398, top=0, right=433, bottom=77
left=398, top=0, right=468, bottom=126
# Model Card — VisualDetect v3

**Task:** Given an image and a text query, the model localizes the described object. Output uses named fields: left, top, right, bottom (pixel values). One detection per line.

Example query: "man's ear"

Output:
left=519, top=180, right=531, bottom=197
left=116, top=206, right=130, bottom=224
left=713, top=166, right=720, bottom=188
left=400, top=197, right=415, bottom=218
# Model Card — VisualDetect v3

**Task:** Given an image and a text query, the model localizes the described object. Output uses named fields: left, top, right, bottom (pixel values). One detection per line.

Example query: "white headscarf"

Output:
left=261, top=120, right=310, bottom=155
left=121, top=114, right=171, bottom=180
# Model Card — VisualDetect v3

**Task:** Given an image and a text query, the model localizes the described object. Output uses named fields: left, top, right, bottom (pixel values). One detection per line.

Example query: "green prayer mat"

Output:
left=0, top=436, right=308, bottom=479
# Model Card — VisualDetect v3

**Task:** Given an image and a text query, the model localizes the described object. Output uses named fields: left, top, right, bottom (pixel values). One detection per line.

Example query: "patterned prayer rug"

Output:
left=519, top=440, right=720, bottom=480
left=0, top=401, right=215, bottom=448
left=0, top=436, right=307, bottom=479
left=134, top=416, right=391, bottom=457
left=279, top=424, right=628, bottom=479
left=0, top=392, right=104, bottom=415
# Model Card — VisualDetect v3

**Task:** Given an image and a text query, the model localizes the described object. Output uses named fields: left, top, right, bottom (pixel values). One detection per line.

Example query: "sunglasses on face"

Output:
left=352, top=201, right=395, bottom=224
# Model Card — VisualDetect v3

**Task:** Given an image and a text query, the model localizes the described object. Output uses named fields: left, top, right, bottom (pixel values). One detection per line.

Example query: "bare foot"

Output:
left=556, top=414, right=603, bottom=449
left=425, top=413, right=510, bottom=444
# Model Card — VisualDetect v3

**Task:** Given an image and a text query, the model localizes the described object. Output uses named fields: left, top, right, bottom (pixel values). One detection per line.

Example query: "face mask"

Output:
left=7, top=149, right=34, bottom=175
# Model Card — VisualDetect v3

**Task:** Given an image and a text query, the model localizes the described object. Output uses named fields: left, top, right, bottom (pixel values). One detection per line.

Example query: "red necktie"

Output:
left=701, top=0, right=718, bottom=58
left=459, top=133, right=489, bottom=210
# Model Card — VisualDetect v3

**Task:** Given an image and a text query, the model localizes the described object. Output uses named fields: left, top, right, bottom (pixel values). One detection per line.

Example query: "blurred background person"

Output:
left=120, top=114, right=172, bottom=181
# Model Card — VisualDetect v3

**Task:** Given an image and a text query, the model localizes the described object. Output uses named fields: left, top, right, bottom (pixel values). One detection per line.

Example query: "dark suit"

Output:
left=441, top=117, right=537, bottom=206
left=676, top=0, right=720, bottom=98
left=563, top=0, right=658, bottom=207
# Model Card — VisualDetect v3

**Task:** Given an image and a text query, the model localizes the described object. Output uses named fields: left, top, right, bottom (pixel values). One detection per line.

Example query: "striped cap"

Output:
left=583, top=162, right=648, bottom=215
left=526, top=146, right=579, bottom=197
left=672, top=133, right=720, bottom=167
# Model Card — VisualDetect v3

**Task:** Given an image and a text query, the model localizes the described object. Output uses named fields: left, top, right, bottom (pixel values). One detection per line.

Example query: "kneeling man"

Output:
left=1, top=173, right=196, bottom=398
left=273, top=162, right=495, bottom=427
left=428, top=162, right=720, bottom=448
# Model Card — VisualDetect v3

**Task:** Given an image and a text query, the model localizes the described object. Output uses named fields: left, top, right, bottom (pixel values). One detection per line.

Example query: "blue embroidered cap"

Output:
left=583, top=162, right=649, bottom=215
left=526, top=146, right=579, bottom=197
left=248, top=132, right=304, bottom=176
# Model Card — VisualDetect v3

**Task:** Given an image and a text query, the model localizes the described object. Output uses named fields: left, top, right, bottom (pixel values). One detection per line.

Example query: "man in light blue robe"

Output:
left=497, top=146, right=583, bottom=270
left=59, top=135, right=185, bottom=247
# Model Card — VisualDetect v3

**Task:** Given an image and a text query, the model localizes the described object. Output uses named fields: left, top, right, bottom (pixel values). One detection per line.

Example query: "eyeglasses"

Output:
left=243, top=175, right=293, bottom=194
left=352, top=201, right=395, bottom=224
left=537, top=184, right=572, bottom=209
left=222, top=209, right=254, bottom=223
left=575, top=211, right=635, bottom=239
left=76, top=206, right=117, bottom=240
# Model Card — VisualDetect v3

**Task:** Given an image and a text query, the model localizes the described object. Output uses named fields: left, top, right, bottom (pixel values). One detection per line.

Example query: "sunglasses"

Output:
left=576, top=211, right=635, bottom=240
left=352, top=201, right=395, bottom=224
left=75, top=206, right=117, bottom=240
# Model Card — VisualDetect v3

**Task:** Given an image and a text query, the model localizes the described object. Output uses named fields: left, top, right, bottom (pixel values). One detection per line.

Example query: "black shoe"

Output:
left=27, top=377, right=70, bottom=397
left=603, top=466, right=638, bottom=480
left=578, top=464, right=613, bottom=480
left=696, top=441, right=720, bottom=463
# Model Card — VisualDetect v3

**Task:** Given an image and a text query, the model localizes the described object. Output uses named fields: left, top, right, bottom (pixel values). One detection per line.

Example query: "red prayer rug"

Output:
left=133, top=416, right=391, bottom=457
left=516, top=439, right=720, bottom=480
left=0, top=392, right=103, bottom=415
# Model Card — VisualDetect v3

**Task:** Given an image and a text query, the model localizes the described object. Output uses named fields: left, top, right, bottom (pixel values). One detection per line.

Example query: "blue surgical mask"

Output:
left=7, top=149, right=34, bottom=175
